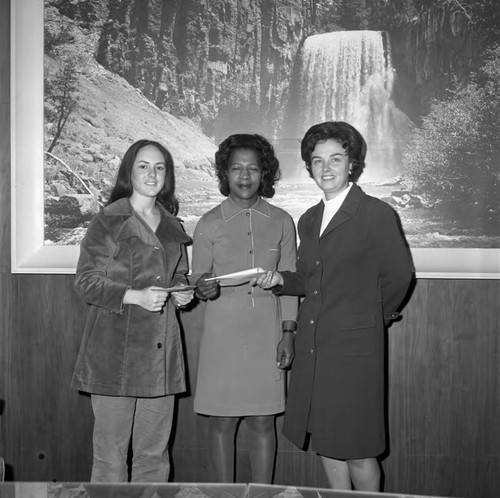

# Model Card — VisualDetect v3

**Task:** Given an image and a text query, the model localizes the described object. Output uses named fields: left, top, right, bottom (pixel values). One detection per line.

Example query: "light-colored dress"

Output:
left=192, top=196, right=297, bottom=416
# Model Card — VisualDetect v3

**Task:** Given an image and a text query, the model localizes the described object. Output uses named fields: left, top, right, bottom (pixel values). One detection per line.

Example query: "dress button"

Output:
left=157, top=343, right=162, bottom=349
left=309, top=319, right=314, bottom=325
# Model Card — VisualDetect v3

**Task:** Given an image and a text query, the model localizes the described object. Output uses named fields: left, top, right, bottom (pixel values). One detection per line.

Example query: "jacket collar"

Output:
left=320, top=183, right=364, bottom=238
left=103, top=197, right=191, bottom=245
left=301, top=183, right=365, bottom=240
left=221, top=196, right=271, bottom=222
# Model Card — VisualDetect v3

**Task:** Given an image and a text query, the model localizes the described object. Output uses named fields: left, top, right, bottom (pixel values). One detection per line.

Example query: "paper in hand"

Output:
left=204, top=267, right=265, bottom=286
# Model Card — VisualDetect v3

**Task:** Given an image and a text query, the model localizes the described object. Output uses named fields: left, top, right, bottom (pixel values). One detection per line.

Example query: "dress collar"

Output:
left=221, top=196, right=271, bottom=222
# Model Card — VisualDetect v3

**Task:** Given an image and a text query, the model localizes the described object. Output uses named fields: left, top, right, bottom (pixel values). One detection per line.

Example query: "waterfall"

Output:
left=279, top=30, right=413, bottom=183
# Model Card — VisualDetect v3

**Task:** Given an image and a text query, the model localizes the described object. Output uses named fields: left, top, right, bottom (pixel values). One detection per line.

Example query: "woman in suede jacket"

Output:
left=72, top=139, right=194, bottom=483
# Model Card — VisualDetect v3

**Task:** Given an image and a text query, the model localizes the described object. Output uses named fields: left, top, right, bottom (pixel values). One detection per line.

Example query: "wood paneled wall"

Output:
left=1, top=1, right=499, bottom=495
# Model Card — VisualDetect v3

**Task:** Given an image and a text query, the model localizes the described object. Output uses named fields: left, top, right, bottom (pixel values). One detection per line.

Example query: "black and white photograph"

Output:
left=2, top=1, right=500, bottom=498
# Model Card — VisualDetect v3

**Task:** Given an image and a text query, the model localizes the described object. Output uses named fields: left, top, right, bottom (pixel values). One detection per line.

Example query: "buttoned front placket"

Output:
left=245, top=209, right=256, bottom=307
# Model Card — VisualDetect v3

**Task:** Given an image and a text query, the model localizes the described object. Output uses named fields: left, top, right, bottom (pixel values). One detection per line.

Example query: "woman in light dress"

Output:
left=193, top=134, right=298, bottom=483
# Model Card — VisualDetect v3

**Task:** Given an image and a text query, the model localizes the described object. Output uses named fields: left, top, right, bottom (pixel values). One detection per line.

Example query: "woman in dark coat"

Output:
left=255, top=121, right=414, bottom=491
left=72, top=139, right=194, bottom=482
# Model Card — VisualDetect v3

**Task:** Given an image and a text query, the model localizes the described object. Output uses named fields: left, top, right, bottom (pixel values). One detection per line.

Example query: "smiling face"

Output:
left=310, top=139, right=351, bottom=200
left=130, top=144, right=167, bottom=200
left=227, top=148, right=262, bottom=208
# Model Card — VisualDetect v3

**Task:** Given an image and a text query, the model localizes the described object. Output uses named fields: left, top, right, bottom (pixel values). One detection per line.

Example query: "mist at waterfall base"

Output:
left=277, top=30, right=413, bottom=185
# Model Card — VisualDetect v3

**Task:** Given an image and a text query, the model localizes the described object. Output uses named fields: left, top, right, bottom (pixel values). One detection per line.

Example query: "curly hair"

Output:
left=107, top=139, right=179, bottom=215
left=301, top=121, right=366, bottom=183
left=215, top=134, right=281, bottom=198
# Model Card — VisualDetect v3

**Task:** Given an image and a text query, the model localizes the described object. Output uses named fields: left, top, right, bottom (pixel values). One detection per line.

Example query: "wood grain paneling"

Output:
left=2, top=275, right=93, bottom=481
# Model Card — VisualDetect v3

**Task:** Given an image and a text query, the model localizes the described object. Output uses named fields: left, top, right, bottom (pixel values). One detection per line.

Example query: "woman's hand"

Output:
left=195, top=273, right=220, bottom=300
left=253, top=270, right=284, bottom=289
left=276, top=332, right=295, bottom=369
left=171, top=285, right=195, bottom=308
left=124, top=286, right=169, bottom=312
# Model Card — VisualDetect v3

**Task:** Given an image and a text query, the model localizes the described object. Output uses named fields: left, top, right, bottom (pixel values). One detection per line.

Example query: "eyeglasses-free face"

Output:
left=310, top=139, right=351, bottom=200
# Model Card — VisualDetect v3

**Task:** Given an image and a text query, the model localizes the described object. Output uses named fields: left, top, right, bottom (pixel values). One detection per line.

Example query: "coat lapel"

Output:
left=301, top=201, right=324, bottom=250
left=320, top=184, right=364, bottom=239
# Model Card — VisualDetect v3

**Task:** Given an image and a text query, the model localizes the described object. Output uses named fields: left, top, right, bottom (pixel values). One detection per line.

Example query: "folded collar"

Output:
left=221, top=196, right=271, bottom=222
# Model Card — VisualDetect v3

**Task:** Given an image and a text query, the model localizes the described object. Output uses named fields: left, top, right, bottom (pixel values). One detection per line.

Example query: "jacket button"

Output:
left=156, top=276, right=163, bottom=281
left=310, top=348, right=314, bottom=354
left=309, top=319, right=314, bottom=325
left=313, top=290, right=318, bottom=295
left=157, top=343, right=162, bottom=349
left=315, top=260, right=320, bottom=266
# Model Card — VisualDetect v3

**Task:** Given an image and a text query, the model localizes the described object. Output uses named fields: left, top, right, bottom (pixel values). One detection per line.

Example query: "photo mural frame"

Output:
left=10, top=0, right=500, bottom=277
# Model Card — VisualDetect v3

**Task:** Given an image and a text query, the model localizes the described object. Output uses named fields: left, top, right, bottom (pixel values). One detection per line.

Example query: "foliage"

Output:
left=309, top=0, right=500, bottom=33
left=402, top=44, right=500, bottom=225
left=45, top=56, right=81, bottom=154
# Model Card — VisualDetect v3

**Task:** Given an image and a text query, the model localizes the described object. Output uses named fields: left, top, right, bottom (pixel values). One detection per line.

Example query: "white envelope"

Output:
left=205, top=267, right=266, bottom=286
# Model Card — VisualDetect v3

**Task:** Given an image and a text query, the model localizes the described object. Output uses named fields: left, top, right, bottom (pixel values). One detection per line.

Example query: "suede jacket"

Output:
left=71, top=197, right=191, bottom=397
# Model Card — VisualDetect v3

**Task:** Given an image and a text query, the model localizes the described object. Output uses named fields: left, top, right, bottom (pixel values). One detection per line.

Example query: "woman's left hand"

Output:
left=276, top=332, right=295, bottom=369
left=171, top=285, right=195, bottom=308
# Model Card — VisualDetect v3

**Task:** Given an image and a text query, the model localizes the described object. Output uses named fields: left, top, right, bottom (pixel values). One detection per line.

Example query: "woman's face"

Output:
left=131, top=145, right=167, bottom=199
left=310, top=139, right=351, bottom=200
left=227, top=148, right=262, bottom=207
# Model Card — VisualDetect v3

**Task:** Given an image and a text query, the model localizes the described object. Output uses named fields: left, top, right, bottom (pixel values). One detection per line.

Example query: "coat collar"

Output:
left=103, top=197, right=191, bottom=245
left=221, top=196, right=271, bottom=222
left=301, top=183, right=365, bottom=240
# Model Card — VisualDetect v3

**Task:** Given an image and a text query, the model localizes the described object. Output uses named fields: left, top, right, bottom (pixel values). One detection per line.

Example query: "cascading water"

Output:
left=279, top=30, right=413, bottom=183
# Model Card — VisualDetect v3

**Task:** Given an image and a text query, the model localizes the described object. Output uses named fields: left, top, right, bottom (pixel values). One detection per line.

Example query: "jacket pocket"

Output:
left=331, top=313, right=376, bottom=356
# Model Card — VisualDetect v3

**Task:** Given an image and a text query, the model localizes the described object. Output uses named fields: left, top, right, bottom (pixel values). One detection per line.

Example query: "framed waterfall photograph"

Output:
left=11, top=0, right=500, bottom=277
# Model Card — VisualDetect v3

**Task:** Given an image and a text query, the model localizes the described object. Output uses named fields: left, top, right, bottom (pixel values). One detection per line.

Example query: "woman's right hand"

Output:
left=253, top=270, right=284, bottom=289
left=124, top=286, right=169, bottom=312
left=195, top=273, right=220, bottom=300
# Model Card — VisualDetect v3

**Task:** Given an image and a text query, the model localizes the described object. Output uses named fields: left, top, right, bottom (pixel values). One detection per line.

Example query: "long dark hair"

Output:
left=215, top=134, right=281, bottom=198
left=301, top=121, right=366, bottom=182
left=107, top=139, right=179, bottom=215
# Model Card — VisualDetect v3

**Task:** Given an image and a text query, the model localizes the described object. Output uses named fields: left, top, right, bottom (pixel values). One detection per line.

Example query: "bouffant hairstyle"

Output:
left=300, top=121, right=366, bottom=182
left=215, top=134, right=281, bottom=199
left=107, top=139, right=179, bottom=215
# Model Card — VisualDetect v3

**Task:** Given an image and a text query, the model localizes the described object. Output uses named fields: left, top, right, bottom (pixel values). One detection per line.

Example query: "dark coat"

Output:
left=279, top=184, right=414, bottom=459
left=71, top=197, right=191, bottom=397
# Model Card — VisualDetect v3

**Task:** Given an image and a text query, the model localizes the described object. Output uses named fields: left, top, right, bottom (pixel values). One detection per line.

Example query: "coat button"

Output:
left=157, top=343, right=162, bottom=349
